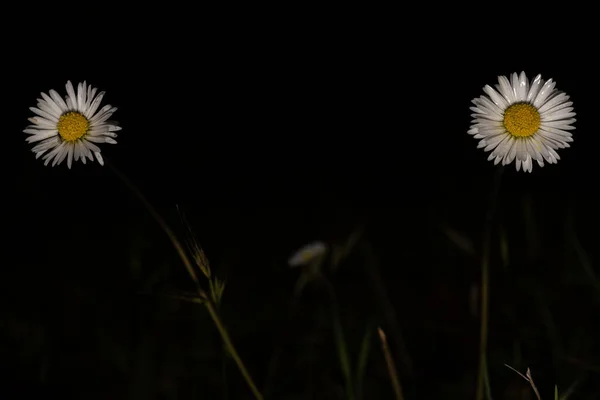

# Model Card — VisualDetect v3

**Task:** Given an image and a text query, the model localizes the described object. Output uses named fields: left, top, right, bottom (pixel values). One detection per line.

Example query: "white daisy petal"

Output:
left=546, top=102, right=573, bottom=115
left=497, top=75, right=515, bottom=103
left=94, top=152, right=104, bottom=166
left=77, top=140, right=91, bottom=163
left=53, top=144, right=71, bottom=167
left=481, top=133, right=508, bottom=151
left=49, top=90, right=69, bottom=112
left=533, top=138, right=551, bottom=161
left=543, top=119, right=577, bottom=130
left=549, top=147, right=561, bottom=161
left=24, top=81, right=121, bottom=168
left=93, top=130, right=118, bottom=139
left=474, top=96, right=504, bottom=117
left=538, top=93, right=569, bottom=114
left=26, top=130, right=59, bottom=143
left=494, top=135, right=513, bottom=157
left=29, top=107, right=59, bottom=122
left=77, top=82, right=85, bottom=112
left=473, top=128, right=505, bottom=138
left=85, top=136, right=107, bottom=144
left=516, top=71, right=529, bottom=102
left=73, top=141, right=81, bottom=161
left=85, top=91, right=106, bottom=118
left=89, top=105, right=114, bottom=122
left=526, top=74, right=543, bottom=102
left=539, top=125, right=573, bottom=138
left=66, top=145, right=74, bottom=169
left=525, top=137, right=543, bottom=165
left=516, top=138, right=526, bottom=161
left=545, top=135, right=572, bottom=146
left=471, top=119, right=498, bottom=128
left=65, top=96, right=74, bottom=110
left=537, top=135, right=561, bottom=150
left=510, top=72, right=520, bottom=100
left=36, top=100, right=61, bottom=119
left=483, top=85, right=509, bottom=109
left=470, top=109, right=503, bottom=122
left=28, top=117, right=57, bottom=129
left=82, top=139, right=102, bottom=153
left=85, top=84, right=93, bottom=109
left=31, top=136, right=61, bottom=156
left=542, top=134, right=570, bottom=149
left=523, top=155, right=532, bottom=173
left=541, top=110, right=576, bottom=122
left=83, top=87, right=97, bottom=116
left=65, top=81, right=78, bottom=112
left=503, top=137, right=518, bottom=165
left=476, top=128, right=506, bottom=139
left=40, top=93, right=63, bottom=116
left=533, top=79, right=557, bottom=108
left=90, top=107, right=118, bottom=125
left=468, top=72, right=575, bottom=172
left=42, top=142, right=66, bottom=166
left=23, top=128, right=55, bottom=136
left=473, top=118, right=504, bottom=127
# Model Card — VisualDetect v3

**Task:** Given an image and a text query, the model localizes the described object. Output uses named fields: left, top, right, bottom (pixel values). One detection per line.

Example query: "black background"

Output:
left=2, top=6, right=600, bottom=399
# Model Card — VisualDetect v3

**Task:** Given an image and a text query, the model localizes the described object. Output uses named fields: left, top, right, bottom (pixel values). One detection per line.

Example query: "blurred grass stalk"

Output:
left=504, top=365, right=541, bottom=400
left=377, top=327, right=404, bottom=400
left=332, top=306, right=355, bottom=400
left=355, top=323, right=374, bottom=400
left=361, top=242, right=413, bottom=379
left=108, top=162, right=264, bottom=400
left=476, top=166, right=504, bottom=400
left=317, top=273, right=357, bottom=400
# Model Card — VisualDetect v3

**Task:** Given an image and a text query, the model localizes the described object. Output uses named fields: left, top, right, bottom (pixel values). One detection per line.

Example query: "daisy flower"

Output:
left=468, top=72, right=575, bottom=172
left=24, top=81, right=121, bottom=168
left=288, top=241, right=327, bottom=267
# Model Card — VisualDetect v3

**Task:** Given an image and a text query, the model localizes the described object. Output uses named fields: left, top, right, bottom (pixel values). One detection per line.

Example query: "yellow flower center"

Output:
left=57, top=112, right=89, bottom=142
left=503, top=103, right=541, bottom=138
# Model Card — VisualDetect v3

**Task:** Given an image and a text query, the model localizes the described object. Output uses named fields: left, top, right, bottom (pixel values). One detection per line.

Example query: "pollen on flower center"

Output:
left=57, top=112, right=89, bottom=142
left=503, top=103, right=541, bottom=138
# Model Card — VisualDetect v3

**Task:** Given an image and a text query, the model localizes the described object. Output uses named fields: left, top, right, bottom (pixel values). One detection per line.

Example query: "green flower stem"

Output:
left=108, top=161, right=263, bottom=400
left=476, top=166, right=504, bottom=400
